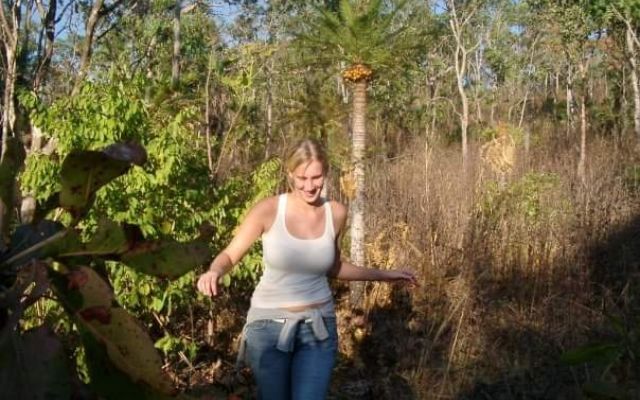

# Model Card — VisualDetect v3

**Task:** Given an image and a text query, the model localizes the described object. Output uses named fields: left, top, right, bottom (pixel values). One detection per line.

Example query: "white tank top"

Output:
left=250, top=194, right=336, bottom=308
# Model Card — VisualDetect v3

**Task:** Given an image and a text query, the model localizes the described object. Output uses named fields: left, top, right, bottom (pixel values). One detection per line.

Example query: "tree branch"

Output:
left=71, top=0, right=105, bottom=95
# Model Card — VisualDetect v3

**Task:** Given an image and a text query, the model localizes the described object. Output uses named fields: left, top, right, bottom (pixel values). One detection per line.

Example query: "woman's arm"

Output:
left=326, top=201, right=417, bottom=285
left=327, top=247, right=417, bottom=284
left=196, top=197, right=275, bottom=297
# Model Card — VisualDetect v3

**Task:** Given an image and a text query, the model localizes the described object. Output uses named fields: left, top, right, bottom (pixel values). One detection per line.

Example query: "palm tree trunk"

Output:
left=349, top=80, right=367, bottom=308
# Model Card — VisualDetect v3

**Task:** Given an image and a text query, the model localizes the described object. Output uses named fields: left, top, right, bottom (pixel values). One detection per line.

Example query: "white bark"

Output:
left=72, top=0, right=105, bottom=95
left=566, top=66, right=574, bottom=137
left=172, top=0, right=181, bottom=85
left=626, top=24, right=640, bottom=140
left=349, top=80, right=368, bottom=307
left=447, top=0, right=480, bottom=172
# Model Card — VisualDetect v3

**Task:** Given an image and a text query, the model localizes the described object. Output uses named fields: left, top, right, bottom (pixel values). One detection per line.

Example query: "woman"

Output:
left=197, top=139, right=416, bottom=400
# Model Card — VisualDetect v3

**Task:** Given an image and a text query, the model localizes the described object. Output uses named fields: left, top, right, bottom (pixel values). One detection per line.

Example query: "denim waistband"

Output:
left=246, top=302, right=335, bottom=352
left=236, top=302, right=336, bottom=368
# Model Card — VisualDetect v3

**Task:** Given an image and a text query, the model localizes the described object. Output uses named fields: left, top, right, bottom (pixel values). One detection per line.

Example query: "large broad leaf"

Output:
left=0, top=325, right=75, bottom=400
left=54, top=266, right=176, bottom=396
left=81, top=329, right=176, bottom=400
left=55, top=220, right=133, bottom=258
left=60, top=142, right=146, bottom=217
left=79, top=308, right=177, bottom=397
left=120, top=239, right=212, bottom=280
left=67, top=266, right=115, bottom=309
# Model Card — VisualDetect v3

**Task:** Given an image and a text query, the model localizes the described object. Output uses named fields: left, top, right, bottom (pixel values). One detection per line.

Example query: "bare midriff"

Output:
left=282, top=299, right=332, bottom=312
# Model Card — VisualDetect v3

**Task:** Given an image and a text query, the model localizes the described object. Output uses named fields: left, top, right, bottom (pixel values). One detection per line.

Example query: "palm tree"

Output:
left=297, top=0, right=412, bottom=308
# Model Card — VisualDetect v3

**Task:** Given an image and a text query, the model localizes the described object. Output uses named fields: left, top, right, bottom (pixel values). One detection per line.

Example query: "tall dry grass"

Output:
left=329, top=129, right=640, bottom=399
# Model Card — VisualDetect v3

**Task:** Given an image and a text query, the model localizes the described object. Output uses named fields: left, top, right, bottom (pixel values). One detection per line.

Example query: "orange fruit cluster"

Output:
left=342, top=63, right=373, bottom=82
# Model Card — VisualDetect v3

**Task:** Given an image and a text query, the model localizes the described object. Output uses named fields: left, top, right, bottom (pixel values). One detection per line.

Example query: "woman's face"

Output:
left=290, top=160, right=325, bottom=204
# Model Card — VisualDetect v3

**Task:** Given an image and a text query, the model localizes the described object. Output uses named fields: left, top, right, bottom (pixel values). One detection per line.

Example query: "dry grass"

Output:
left=181, top=128, right=640, bottom=400
left=328, top=130, right=640, bottom=399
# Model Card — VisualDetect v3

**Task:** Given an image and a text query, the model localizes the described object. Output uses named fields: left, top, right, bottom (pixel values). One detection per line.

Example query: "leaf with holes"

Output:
left=59, top=143, right=146, bottom=217
left=121, top=240, right=212, bottom=279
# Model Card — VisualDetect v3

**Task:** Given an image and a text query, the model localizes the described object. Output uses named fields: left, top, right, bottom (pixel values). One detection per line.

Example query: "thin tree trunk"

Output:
left=453, top=42, right=469, bottom=169
left=0, top=0, right=20, bottom=158
left=622, top=66, right=629, bottom=136
left=33, top=0, right=57, bottom=93
left=578, top=93, right=587, bottom=183
left=577, top=60, right=588, bottom=184
left=349, top=80, right=368, bottom=308
left=626, top=24, right=640, bottom=140
left=447, top=0, right=477, bottom=172
left=458, top=69, right=469, bottom=170
left=172, top=0, right=181, bottom=86
left=265, top=60, right=273, bottom=159
left=72, top=0, right=105, bottom=95
left=204, top=47, right=214, bottom=175
left=0, top=0, right=21, bottom=241
left=473, top=49, right=483, bottom=123
left=566, top=66, right=574, bottom=137
left=554, top=72, right=559, bottom=111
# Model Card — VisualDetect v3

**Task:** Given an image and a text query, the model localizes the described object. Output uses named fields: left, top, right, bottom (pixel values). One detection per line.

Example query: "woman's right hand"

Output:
left=197, top=269, right=222, bottom=297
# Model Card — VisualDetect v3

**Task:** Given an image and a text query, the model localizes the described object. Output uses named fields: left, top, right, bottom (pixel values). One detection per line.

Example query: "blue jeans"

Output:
left=244, top=317, right=338, bottom=400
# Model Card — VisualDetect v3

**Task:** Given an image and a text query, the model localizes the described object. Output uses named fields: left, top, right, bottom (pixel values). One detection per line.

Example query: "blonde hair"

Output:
left=285, top=139, right=329, bottom=188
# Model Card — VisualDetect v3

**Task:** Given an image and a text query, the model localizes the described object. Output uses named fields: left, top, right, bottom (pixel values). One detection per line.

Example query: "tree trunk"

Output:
left=566, top=66, right=574, bottom=137
left=626, top=24, right=640, bottom=140
left=578, top=93, right=587, bottom=183
left=349, top=80, right=368, bottom=308
left=265, top=60, right=273, bottom=159
left=2, top=48, right=17, bottom=156
left=0, top=0, right=20, bottom=160
left=553, top=72, right=559, bottom=111
left=72, top=0, right=105, bottom=95
left=33, top=0, right=57, bottom=93
left=172, top=0, right=181, bottom=86
left=0, top=0, right=21, bottom=242
left=458, top=72, right=469, bottom=170
left=204, top=47, right=214, bottom=175
left=453, top=44, right=469, bottom=170
left=577, top=60, right=588, bottom=184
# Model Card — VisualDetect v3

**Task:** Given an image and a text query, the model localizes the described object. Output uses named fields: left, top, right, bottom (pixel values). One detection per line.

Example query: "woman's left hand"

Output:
left=383, top=269, right=419, bottom=286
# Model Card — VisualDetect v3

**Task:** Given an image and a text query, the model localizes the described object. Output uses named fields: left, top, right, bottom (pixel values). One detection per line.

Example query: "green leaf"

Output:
left=80, top=307, right=176, bottom=396
left=80, top=328, right=175, bottom=400
left=55, top=220, right=131, bottom=258
left=120, top=239, right=212, bottom=280
left=52, top=266, right=175, bottom=397
left=59, top=142, right=147, bottom=217
left=561, top=343, right=623, bottom=366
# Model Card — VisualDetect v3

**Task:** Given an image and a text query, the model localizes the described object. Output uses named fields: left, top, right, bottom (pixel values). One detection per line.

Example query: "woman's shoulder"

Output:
left=327, top=199, right=347, bottom=217
left=327, top=199, right=347, bottom=231
left=252, top=195, right=280, bottom=215
left=244, top=195, right=279, bottom=232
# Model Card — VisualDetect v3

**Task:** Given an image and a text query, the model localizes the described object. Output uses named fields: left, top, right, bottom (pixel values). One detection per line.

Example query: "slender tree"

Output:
left=445, top=0, right=483, bottom=171
left=589, top=0, right=640, bottom=139
left=297, top=0, right=413, bottom=308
